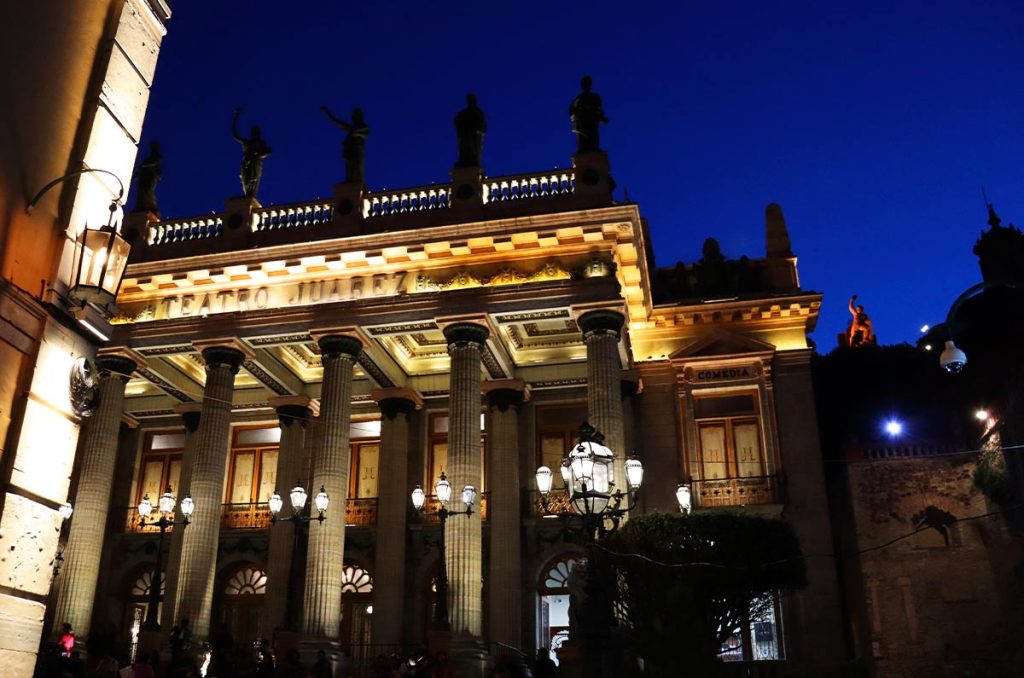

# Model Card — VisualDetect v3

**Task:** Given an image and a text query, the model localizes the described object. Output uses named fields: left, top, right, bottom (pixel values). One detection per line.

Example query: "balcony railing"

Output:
left=253, top=200, right=333, bottom=232
left=692, top=474, right=782, bottom=509
left=363, top=184, right=451, bottom=217
left=148, top=215, right=223, bottom=245
left=528, top=487, right=573, bottom=518
left=120, top=498, right=381, bottom=533
left=483, top=170, right=575, bottom=203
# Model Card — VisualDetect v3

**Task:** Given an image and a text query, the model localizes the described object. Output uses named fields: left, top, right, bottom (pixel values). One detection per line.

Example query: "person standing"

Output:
left=58, top=623, right=75, bottom=658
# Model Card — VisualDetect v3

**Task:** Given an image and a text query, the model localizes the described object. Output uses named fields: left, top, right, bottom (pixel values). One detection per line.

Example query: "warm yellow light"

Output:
left=975, top=409, right=989, bottom=422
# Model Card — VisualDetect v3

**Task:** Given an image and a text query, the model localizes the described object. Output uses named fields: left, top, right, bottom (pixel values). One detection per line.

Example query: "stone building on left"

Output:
left=0, top=2, right=171, bottom=672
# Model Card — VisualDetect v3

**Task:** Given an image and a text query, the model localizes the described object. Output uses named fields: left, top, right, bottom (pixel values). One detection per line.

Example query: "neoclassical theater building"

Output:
left=51, top=146, right=844, bottom=669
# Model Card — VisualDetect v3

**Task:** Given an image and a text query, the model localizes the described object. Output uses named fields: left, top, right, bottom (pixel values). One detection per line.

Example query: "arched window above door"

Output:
left=224, top=566, right=268, bottom=595
left=342, top=564, right=373, bottom=593
left=541, top=555, right=578, bottom=593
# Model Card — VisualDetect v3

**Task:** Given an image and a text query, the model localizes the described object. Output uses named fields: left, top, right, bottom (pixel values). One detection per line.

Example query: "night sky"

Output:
left=138, top=1, right=1023, bottom=346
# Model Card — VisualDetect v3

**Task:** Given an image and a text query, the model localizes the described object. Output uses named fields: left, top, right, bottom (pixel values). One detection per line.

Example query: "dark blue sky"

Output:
left=140, top=1, right=1023, bottom=346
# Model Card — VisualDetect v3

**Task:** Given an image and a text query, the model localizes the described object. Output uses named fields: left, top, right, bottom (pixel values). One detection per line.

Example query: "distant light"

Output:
left=920, top=324, right=930, bottom=334
left=975, top=409, right=989, bottom=422
left=924, top=344, right=932, bottom=351
left=884, top=420, right=903, bottom=437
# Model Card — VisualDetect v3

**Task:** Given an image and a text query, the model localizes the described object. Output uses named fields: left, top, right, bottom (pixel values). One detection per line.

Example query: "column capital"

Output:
left=97, top=347, right=147, bottom=378
left=311, top=330, right=364, bottom=359
left=269, top=395, right=318, bottom=427
left=576, top=308, right=626, bottom=339
left=173, top=402, right=203, bottom=432
left=193, top=338, right=254, bottom=373
left=442, top=321, right=489, bottom=349
left=372, top=388, right=423, bottom=420
left=483, top=379, right=530, bottom=412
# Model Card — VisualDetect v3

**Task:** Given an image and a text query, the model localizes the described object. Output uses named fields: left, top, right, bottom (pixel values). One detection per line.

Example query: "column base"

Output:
left=449, top=635, right=487, bottom=678
left=555, top=639, right=585, bottom=678
left=298, top=638, right=343, bottom=672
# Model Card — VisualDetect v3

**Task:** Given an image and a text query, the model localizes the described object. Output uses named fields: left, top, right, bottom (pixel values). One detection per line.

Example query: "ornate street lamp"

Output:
left=268, top=481, right=329, bottom=524
left=410, top=472, right=476, bottom=630
left=534, top=422, right=643, bottom=677
left=137, top=485, right=194, bottom=631
left=69, top=200, right=132, bottom=307
left=535, top=422, right=642, bottom=537
left=676, top=483, right=692, bottom=514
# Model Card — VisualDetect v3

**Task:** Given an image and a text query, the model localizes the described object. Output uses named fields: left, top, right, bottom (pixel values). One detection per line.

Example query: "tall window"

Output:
left=694, top=394, right=764, bottom=480
left=427, top=412, right=486, bottom=491
left=227, top=427, right=280, bottom=506
left=136, top=431, right=185, bottom=507
left=720, top=594, right=783, bottom=662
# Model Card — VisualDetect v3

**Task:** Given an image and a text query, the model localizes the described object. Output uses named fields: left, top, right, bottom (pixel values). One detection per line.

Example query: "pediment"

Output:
left=669, top=330, right=776, bottom=360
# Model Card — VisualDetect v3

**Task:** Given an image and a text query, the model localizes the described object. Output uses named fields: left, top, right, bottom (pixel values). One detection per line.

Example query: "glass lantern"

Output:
left=567, top=435, right=614, bottom=515
left=313, top=486, right=329, bottom=514
left=69, top=203, right=131, bottom=306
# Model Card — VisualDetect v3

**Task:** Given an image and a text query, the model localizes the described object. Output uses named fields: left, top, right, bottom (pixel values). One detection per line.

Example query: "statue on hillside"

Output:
left=569, top=75, right=608, bottom=154
left=132, top=140, right=162, bottom=213
left=453, top=93, right=486, bottom=168
left=321, top=106, right=370, bottom=184
left=232, top=107, right=272, bottom=198
left=846, top=295, right=875, bottom=348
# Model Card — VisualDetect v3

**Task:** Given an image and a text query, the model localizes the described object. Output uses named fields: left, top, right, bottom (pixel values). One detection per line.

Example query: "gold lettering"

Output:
left=238, top=289, right=250, bottom=311
left=254, top=287, right=269, bottom=309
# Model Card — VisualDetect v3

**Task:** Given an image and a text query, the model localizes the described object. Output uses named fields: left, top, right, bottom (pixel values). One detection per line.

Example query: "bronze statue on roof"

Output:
left=569, top=75, right=608, bottom=154
left=232, top=107, right=272, bottom=198
left=454, top=93, right=486, bottom=168
left=322, top=106, right=370, bottom=184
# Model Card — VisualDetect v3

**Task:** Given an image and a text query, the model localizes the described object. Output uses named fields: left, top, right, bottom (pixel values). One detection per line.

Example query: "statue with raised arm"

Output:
left=846, top=295, right=875, bottom=348
left=132, top=140, right=162, bottom=213
left=569, top=75, right=608, bottom=154
left=321, top=106, right=370, bottom=184
left=232, top=107, right=272, bottom=198
left=453, top=93, right=486, bottom=168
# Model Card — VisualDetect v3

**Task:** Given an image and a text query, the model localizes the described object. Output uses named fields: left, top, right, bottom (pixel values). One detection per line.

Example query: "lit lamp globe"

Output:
left=313, top=486, right=329, bottom=514
left=290, top=485, right=308, bottom=512
left=179, top=495, right=195, bottom=519
left=58, top=502, right=74, bottom=521
left=157, top=486, right=176, bottom=516
left=411, top=485, right=426, bottom=511
left=137, top=495, right=153, bottom=519
left=624, top=456, right=644, bottom=491
left=535, top=466, right=553, bottom=495
left=267, top=492, right=284, bottom=517
left=435, top=473, right=452, bottom=505
left=461, top=485, right=477, bottom=507
left=676, top=484, right=692, bottom=514
left=568, top=437, right=614, bottom=515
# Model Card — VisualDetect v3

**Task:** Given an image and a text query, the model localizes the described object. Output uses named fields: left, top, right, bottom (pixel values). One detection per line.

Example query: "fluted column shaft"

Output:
left=484, top=382, right=525, bottom=649
left=443, top=323, right=489, bottom=637
left=52, top=355, right=136, bottom=639
left=372, top=390, right=420, bottom=646
left=579, top=310, right=627, bottom=488
left=176, top=346, right=246, bottom=640
left=303, top=335, right=362, bottom=638
left=264, top=398, right=313, bottom=632
left=160, top=403, right=202, bottom=631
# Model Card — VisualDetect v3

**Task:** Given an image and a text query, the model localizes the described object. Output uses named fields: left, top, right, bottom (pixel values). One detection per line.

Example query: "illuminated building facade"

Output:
left=50, top=127, right=848, bottom=672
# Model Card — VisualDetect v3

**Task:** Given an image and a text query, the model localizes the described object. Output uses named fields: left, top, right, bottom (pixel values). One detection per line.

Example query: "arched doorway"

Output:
left=341, top=564, right=374, bottom=665
left=537, top=554, right=577, bottom=665
left=220, top=565, right=268, bottom=651
left=125, top=568, right=163, bottom=663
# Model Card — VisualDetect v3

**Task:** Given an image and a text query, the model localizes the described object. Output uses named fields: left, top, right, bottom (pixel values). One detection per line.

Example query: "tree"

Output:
left=603, top=512, right=806, bottom=677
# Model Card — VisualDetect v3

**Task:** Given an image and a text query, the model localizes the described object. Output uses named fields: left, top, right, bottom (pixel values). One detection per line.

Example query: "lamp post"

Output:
left=136, top=485, right=194, bottom=631
left=535, top=422, right=643, bottom=677
left=934, top=281, right=1020, bottom=373
left=267, top=482, right=328, bottom=630
left=410, top=472, right=476, bottom=631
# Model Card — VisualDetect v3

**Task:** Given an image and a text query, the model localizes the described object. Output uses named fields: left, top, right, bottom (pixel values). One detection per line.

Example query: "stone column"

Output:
left=371, top=388, right=422, bottom=647
left=303, top=334, right=363, bottom=639
left=578, top=309, right=627, bottom=487
left=442, top=322, right=489, bottom=638
left=483, top=379, right=527, bottom=650
left=176, top=341, right=250, bottom=641
left=160, top=403, right=202, bottom=631
left=51, top=352, right=138, bottom=640
left=264, top=396, right=316, bottom=633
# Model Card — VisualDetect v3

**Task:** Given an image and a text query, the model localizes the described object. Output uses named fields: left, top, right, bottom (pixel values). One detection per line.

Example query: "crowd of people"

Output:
left=36, top=621, right=560, bottom=678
